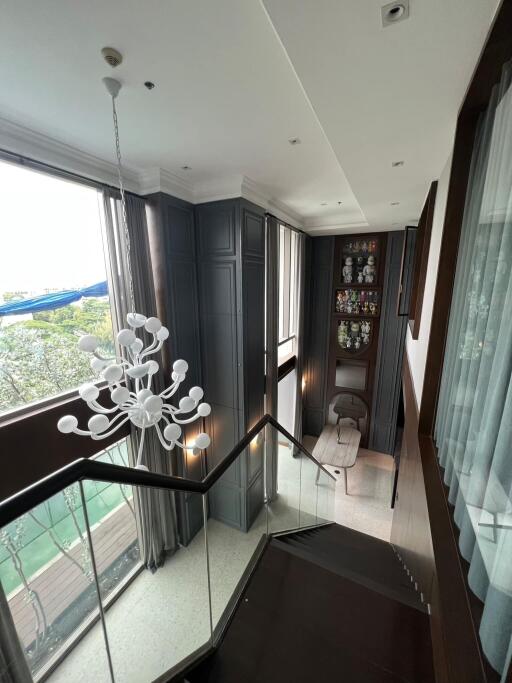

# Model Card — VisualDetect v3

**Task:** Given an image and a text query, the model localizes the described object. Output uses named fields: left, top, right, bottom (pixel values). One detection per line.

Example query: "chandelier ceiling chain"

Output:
left=57, top=71, right=211, bottom=470
left=110, top=92, right=136, bottom=317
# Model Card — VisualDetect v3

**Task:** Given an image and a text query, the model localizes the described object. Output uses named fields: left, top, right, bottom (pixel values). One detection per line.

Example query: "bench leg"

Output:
left=344, top=468, right=348, bottom=495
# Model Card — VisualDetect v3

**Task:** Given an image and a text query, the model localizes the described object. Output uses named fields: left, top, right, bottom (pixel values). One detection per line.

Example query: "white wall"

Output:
left=277, top=369, right=297, bottom=436
left=405, top=151, right=453, bottom=406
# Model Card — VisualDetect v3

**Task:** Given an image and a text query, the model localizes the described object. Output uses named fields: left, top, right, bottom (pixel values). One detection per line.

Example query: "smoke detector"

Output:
left=381, top=1, right=409, bottom=27
left=101, top=47, right=123, bottom=68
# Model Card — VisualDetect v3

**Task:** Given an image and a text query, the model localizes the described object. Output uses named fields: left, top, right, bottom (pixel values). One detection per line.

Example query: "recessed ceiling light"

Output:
left=288, top=137, right=301, bottom=145
left=321, top=202, right=328, bottom=206
left=392, top=161, right=404, bottom=167
left=144, top=81, right=156, bottom=90
left=181, top=165, right=192, bottom=171
left=391, top=202, right=400, bottom=206
left=381, top=1, right=409, bottom=27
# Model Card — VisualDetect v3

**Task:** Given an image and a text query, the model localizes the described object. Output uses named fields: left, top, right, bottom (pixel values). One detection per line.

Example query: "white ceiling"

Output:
left=0, top=0, right=500, bottom=232
left=262, top=0, right=500, bottom=231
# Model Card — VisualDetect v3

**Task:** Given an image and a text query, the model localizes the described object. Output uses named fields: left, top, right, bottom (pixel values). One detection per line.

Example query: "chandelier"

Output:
left=57, top=73, right=211, bottom=470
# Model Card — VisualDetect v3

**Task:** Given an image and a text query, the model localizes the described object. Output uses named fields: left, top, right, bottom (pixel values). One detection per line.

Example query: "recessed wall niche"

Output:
left=329, top=233, right=387, bottom=447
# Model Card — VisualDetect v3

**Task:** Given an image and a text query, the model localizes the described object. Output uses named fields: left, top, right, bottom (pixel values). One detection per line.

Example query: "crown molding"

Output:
left=138, top=167, right=195, bottom=202
left=0, top=116, right=306, bottom=227
left=241, top=176, right=303, bottom=228
left=0, top=115, right=140, bottom=192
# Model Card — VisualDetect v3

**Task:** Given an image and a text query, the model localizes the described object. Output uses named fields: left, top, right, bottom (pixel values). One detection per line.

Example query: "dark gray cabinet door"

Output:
left=303, top=237, right=335, bottom=436
left=196, top=199, right=265, bottom=531
left=370, top=231, right=411, bottom=454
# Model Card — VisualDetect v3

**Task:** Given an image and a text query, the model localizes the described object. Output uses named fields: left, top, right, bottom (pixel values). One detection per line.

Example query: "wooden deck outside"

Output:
left=9, top=503, right=138, bottom=649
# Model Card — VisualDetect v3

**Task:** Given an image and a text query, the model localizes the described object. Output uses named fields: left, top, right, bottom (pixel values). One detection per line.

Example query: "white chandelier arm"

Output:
left=159, top=382, right=181, bottom=400
left=93, top=351, right=116, bottom=362
left=171, top=413, right=202, bottom=425
left=72, top=427, right=94, bottom=437
left=140, top=339, right=164, bottom=361
left=90, top=416, right=131, bottom=441
left=138, top=335, right=158, bottom=359
left=155, top=423, right=174, bottom=451
left=87, top=400, right=120, bottom=415
left=174, top=438, right=197, bottom=453
left=135, top=425, right=147, bottom=468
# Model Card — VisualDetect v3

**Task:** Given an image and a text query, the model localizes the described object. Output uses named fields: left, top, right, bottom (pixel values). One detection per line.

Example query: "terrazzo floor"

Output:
left=46, top=441, right=392, bottom=682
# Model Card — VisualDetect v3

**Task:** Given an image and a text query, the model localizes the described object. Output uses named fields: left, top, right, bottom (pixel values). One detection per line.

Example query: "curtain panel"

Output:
left=293, top=231, right=306, bottom=442
left=435, top=60, right=512, bottom=678
left=265, top=214, right=279, bottom=501
left=102, top=191, right=178, bottom=571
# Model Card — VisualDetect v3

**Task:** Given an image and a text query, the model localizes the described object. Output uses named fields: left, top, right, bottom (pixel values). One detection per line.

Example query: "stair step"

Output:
left=272, top=524, right=426, bottom=612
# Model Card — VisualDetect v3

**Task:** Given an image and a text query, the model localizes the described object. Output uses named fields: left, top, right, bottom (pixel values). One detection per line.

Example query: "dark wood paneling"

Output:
left=0, top=389, right=129, bottom=501
left=409, top=181, right=438, bottom=340
left=370, top=232, right=409, bottom=454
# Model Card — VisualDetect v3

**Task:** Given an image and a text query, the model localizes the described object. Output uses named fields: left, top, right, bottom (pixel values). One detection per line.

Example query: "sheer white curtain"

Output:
left=435, top=60, right=512, bottom=679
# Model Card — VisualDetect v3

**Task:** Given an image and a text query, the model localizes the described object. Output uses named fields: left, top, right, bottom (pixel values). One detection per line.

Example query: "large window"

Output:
left=0, top=160, right=114, bottom=416
left=435, top=60, right=512, bottom=677
left=278, top=225, right=298, bottom=365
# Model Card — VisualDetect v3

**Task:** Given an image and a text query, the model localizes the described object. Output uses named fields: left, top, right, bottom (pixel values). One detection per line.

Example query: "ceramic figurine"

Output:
left=357, top=271, right=364, bottom=283
left=369, top=302, right=377, bottom=315
left=346, top=337, right=352, bottom=349
left=363, top=255, right=376, bottom=283
left=354, top=338, right=361, bottom=349
left=343, top=257, right=353, bottom=283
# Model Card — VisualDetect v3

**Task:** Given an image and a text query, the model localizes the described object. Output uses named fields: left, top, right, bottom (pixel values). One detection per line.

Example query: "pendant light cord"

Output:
left=111, top=95, right=136, bottom=316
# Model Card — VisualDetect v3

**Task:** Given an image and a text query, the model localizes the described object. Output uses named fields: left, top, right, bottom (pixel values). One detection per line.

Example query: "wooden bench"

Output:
left=312, top=424, right=361, bottom=494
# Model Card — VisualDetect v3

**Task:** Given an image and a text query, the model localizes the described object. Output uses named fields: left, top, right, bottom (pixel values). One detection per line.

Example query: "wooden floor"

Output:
left=190, top=526, right=435, bottom=683
left=8, top=503, right=137, bottom=648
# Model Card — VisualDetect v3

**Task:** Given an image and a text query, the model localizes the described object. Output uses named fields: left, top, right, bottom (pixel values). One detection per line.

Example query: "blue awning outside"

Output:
left=0, top=281, right=109, bottom=316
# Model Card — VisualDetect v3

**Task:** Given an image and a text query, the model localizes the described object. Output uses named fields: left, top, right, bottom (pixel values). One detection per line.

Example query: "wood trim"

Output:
left=409, top=181, right=438, bottom=339
left=0, top=387, right=129, bottom=501
left=278, top=355, right=296, bottom=382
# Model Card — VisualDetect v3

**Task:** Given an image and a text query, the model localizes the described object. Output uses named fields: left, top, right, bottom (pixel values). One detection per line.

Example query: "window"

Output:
left=278, top=225, right=298, bottom=365
left=435, top=60, right=512, bottom=677
left=0, top=160, right=114, bottom=416
left=0, top=438, right=140, bottom=679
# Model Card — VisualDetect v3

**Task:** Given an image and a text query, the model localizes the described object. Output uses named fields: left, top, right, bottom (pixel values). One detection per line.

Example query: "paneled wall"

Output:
left=303, top=236, right=334, bottom=436
left=147, top=193, right=266, bottom=537
left=196, top=199, right=266, bottom=531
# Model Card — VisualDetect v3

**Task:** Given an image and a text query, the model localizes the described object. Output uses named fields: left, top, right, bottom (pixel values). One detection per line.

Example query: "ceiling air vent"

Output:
left=381, top=1, right=409, bottom=27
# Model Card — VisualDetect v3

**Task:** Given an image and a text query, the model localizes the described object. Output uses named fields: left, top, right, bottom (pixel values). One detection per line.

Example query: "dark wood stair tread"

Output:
left=190, top=540, right=435, bottom=683
left=272, top=524, right=425, bottom=611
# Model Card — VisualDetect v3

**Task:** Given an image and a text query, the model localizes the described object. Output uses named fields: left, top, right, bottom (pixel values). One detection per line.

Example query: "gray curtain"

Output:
left=265, top=214, right=279, bottom=500
left=435, top=60, right=512, bottom=679
left=293, top=231, right=306, bottom=442
left=103, top=191, right=178, bottom=571
left=0, top=583, right=31, bottom=683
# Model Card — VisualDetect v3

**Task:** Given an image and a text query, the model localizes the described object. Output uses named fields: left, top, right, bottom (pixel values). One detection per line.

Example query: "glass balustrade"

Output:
left=0, top=418, right=336, bottom=682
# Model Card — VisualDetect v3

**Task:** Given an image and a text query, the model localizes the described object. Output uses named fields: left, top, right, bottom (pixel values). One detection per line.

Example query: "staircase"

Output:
left=187, top=524, right=434, bottom=683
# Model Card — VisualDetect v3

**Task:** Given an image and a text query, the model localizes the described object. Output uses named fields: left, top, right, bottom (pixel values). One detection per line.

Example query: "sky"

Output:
left=0, top=159, right=108, bottom=296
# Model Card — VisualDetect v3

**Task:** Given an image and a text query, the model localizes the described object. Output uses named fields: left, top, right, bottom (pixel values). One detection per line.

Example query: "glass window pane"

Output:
left=0, top=160, right=114, bottom=417
left=0, top=484, right=112, bottom=681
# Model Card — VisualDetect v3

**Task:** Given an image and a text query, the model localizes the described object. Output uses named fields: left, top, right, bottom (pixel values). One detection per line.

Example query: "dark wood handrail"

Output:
left=0, top=414, right=335, bottom=526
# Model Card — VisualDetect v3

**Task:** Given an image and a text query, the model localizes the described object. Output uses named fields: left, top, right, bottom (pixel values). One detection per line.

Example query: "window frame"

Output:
left=0, top=154, right=129, bottom=498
